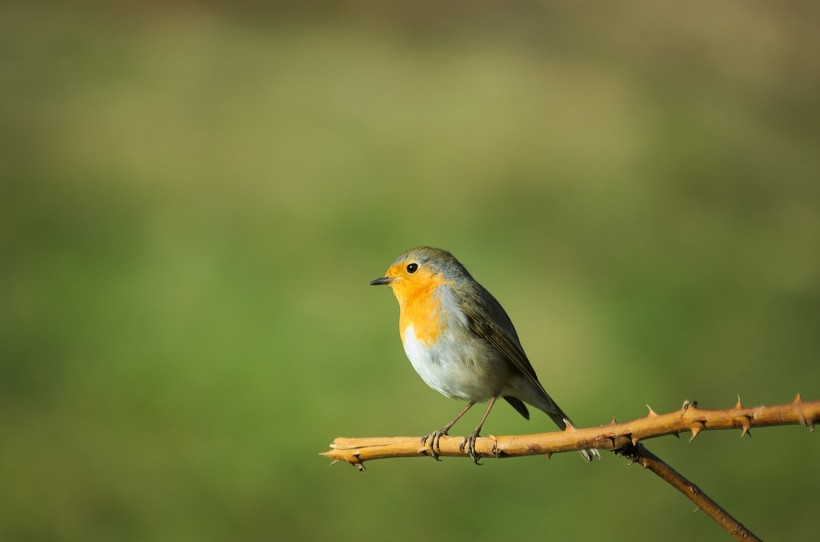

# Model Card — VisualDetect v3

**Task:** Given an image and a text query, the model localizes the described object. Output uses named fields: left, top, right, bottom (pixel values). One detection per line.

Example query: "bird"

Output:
left=370, top=246, right=600, bottom=463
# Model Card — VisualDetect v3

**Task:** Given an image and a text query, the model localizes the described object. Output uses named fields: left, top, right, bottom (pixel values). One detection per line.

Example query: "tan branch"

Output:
left=323, top=395, right=816, bottom=540
left=323, top=395, right=817, bottom=467
left=618, top=443, right=761, bottom=541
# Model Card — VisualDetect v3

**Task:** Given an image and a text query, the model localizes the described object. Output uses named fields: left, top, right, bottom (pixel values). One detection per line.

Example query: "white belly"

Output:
left=402, top=325, right=502, bottom=401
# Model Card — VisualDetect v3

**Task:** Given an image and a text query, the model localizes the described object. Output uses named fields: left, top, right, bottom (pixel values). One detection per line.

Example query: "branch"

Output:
left=323, top=395, right=817, bottom=539
left=323, top=395, right=817, bottom=467
left=618, top=443, right=761, bottom=541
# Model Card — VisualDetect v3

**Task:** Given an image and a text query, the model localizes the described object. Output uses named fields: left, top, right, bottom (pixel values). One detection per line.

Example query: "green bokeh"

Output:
left=2, top=2, right=818, bottom=540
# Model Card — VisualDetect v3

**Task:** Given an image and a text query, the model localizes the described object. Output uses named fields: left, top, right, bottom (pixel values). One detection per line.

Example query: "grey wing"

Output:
left=460, top=285, right=573, bottom=430
left=459, top=284, right=549, bottom=398
left=460, top=285, right=599, bottom=459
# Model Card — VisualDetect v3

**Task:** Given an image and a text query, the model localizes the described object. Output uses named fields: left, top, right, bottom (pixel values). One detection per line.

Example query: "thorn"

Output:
left=689, top=423, right=703, bottom=442
left=738, top=416, right=751, bottom=438
left=672, top=431, right=680, bottom=439
left=631, top=435, right=639, bottom=446
left=682, top=400, right=691, bottom=412
left=792, top=393, right=809, bottom=428
left=735, top=395, right=744, bottom=409
left=329, top=459, right=340, bottom=467
left=545, top=452, right=553, bottom=460
left=610, top=417, right=618, bottom=425
left=353, top=461, right=366, bottom=472
left=646, top=404, right=658, bottom=417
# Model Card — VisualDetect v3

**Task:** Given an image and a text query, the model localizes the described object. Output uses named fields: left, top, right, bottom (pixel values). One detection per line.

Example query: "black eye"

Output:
left=406, top=263, right=419, bottom=274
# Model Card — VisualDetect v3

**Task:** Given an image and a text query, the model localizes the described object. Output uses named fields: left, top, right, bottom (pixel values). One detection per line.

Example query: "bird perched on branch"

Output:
left=371, top=246, right=600, bottom=462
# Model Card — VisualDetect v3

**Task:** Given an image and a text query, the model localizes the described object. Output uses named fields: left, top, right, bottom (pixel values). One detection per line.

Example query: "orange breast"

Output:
left=393, top=273, right=450, bottom=346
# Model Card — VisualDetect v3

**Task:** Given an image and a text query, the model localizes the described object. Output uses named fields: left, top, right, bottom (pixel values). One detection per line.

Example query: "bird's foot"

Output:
left=420, top=429, right=448, bottom=461
left=459, top=430, right=482, bottom=464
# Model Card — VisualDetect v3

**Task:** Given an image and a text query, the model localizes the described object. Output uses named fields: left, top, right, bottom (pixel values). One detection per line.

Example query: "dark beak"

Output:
left=369, top=276, right=394, bottom=286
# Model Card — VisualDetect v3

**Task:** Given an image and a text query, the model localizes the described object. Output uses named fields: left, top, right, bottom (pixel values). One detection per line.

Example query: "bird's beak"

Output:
left=369, top=276, right=394, bottom=286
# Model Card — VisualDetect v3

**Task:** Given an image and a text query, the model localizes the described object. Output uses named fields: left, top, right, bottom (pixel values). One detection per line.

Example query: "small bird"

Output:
left=371, top=246, right=600, bottom=462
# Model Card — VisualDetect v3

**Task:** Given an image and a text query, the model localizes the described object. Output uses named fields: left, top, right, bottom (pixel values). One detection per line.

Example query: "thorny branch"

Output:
left=323, top=395, right=817, bottom=541
left=617, top=443, right=761, bottom=541
left=323, top=395, right=816, bottom=466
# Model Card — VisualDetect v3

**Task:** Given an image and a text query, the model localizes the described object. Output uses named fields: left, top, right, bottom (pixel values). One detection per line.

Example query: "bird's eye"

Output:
left=406, top=263, right=419, bottom=274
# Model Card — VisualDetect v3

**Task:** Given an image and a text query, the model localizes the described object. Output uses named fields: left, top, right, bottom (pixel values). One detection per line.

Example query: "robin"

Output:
left=371, top=246, right=600, bottom=463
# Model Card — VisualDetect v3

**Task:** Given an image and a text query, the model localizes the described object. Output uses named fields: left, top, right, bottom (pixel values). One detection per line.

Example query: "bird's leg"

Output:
left=421, top=401, right=476, bottom=460
left=460, top=396, right=498, bottom=464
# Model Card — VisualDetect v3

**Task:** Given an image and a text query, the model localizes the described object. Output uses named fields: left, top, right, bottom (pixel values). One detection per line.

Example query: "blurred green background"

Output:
left=2, top=1, right=818, bottom=540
